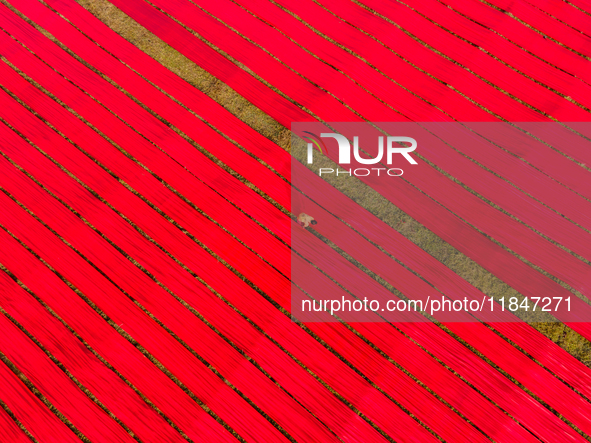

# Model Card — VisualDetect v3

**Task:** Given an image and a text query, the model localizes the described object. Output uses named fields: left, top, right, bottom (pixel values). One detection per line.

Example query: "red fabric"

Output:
left=0, top=410, right=31, bottom=443
left=559, top=0, right=591, bottom=15
left=204, top=0, right=591, bottom=255
left=530, top=0, right=591, bottom=28
left=15, top=0, right=591, bottom=426
left=373, top=0, right=591, bottom=103
left=117, top=0, right=584, bottom=308
left=0, top=269, right=186, bottom=442
left=0, top=186, right=287, bottom=442
left=0, top=20, right=532, bottom=443
left=130, top=0, right=589, bottom=293
left=110, top=0, right=591, bottom=314
left=0, top=355, right=79, bottom=442
left=0, top=308, right=135, bottom=442
left=91, top=0, right=591, bottom=438
left=467, top=0, right=591, bottom=57
left=291, top=215, right=591, bottom=437
left=0, top=55, right=514, bottom=443
left=241, top=0, right=540, bottom=121
left=0, top=120, right=558, bottom=442
left=267, top=0, right=591, bottom=180
left=0, top=97, right=580, bottom=443
left=0, top=228, right=236, bottom=443
left=0, top=80, right=433, bottom=443
left=0, top=407, right=29, bottom=442
left=9, top=0, right=291, bottom=210
left=1, top=1, right=591, bottom=438
left=0, top=18, right=433, bottom=435
left=101, top=0, right=357, bottom=123
left=359, top=0, right=591, bottom=166
left=0, top=97, right=380, bottom=443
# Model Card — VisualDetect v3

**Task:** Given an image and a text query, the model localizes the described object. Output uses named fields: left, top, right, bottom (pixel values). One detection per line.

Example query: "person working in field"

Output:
left=297, top=213, right=317, bottom=228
